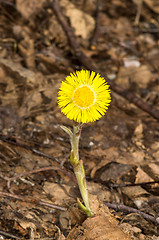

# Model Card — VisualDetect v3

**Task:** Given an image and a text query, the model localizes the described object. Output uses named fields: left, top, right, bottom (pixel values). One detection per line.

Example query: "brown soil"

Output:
left=0, top=0, right=159, bottom=239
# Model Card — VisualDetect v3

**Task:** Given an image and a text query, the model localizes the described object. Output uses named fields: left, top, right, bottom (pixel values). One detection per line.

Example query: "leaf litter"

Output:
left=0, top=0, right=159, bottom=239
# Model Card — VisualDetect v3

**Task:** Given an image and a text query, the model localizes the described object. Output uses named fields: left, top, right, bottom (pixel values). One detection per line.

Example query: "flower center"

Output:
left=73, top=86, right=95, bottom=108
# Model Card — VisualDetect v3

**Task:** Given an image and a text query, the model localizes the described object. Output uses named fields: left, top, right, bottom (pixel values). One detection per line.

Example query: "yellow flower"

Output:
left=57, top=70, right=111, bottom=123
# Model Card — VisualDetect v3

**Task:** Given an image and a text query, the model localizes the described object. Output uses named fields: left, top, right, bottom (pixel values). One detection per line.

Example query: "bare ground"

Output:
left=0, top=0, right=159, bottom=239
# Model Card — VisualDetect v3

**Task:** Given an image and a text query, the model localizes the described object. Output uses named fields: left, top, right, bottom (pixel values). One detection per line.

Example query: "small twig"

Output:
left=88, top=177, right=159, bottom=189
left=0, top=0, right=16, bottom=9
left=105, top=202, right=159, bottom=225
left=139, top=28, right=159, bottom=33
left=0, top=191, right=67, bottom=211
left=38, top=200, right=66, bottom=211
left=134, top=0, right=143, bottom=25
left=0, top=134, right=74, bottom=175
left=0, top=230, right=21, bottom=240
left=50, top=0, right=159, bottom=121
left=119, top=41, right=142, bottom=57
left=5, top=166, right=63, bottom=190
left=109, top=180, right=159, bottom=189
left=90, top=0, right=101, bottom=49
left=0, top=172, right=10, bottom=181
left=0, top=135, right=61, bottom=164
left=49, top=0, right=96, bottom=71
left=0, top=0, right=18, bottom=23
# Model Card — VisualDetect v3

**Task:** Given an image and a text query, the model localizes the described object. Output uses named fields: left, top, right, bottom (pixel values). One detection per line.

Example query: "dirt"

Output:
left=0, top=0, right=159, bottom=239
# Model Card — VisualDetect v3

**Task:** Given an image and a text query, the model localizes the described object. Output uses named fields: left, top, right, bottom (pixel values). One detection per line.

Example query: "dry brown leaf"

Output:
left=60, top=0, right=95, bottom=39
left=0, top=57, right=41, bottom=88
left=117, top=65, right=153, bottom=89
left=135, top=167, right=153, bottom=184
left=144, top=0, right=159, bottom=14
left=122, top=185, right=149, bottom=200
left=16, top=0, right=46, bottom=19
left=143, top=163, right=159, bottom=180
left=43, top=182, right=72, bottom=205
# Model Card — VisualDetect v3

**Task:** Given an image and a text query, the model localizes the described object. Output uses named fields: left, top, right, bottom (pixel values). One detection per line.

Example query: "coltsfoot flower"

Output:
left=57, top=70, right=111, bottom=123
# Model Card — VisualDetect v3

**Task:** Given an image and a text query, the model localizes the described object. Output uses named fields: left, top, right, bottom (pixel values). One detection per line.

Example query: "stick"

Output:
left=50, top=0, right=159, bottom=121
left=105, top=202, right=159, bottom=225
left=0, top=191, right=67, bottom=211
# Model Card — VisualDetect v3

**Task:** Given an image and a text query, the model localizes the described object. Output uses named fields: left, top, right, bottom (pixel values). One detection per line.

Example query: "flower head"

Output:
left=57, top=70, right=111, bottom=123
